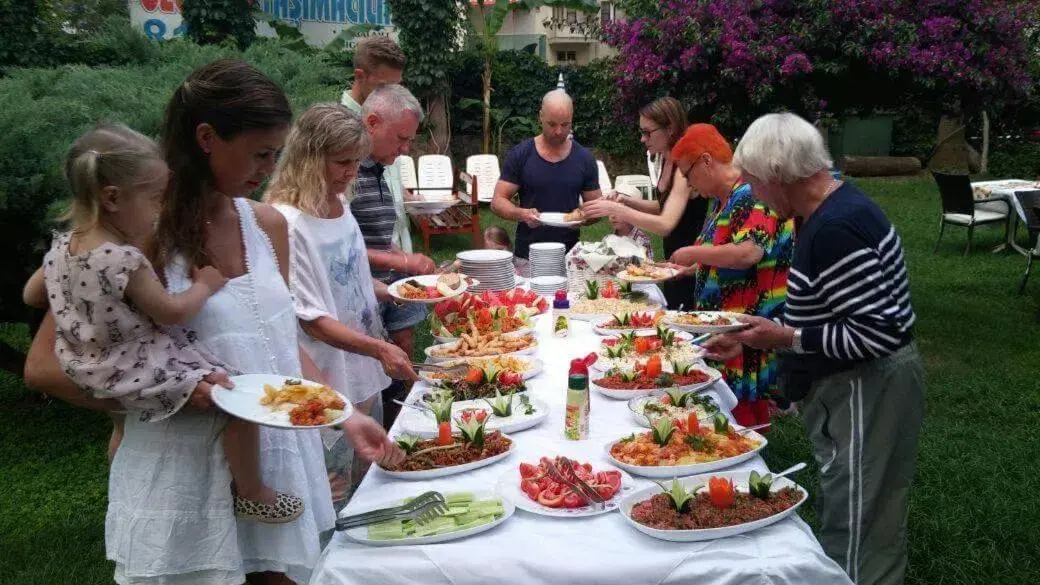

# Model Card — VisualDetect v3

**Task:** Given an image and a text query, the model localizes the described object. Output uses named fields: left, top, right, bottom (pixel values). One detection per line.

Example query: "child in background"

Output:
left=22, top=123, right=304, bottom=523
left=484, top=225, right=529, bottom=276
left=610, top=215, right=655, bottom=260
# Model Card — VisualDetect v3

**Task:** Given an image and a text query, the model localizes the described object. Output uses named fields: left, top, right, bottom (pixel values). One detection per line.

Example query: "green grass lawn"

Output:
left=2, top=176, right=1038, bottom=584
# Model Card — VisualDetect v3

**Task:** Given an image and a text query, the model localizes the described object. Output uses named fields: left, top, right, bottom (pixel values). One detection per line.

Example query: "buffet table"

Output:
left=310, top=313, right=852, bottom=585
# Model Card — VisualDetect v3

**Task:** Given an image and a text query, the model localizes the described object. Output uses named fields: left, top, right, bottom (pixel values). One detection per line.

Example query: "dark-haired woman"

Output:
left=24, top=59, right=402, bottom=585
left=583, top=97, right=709, bottom=309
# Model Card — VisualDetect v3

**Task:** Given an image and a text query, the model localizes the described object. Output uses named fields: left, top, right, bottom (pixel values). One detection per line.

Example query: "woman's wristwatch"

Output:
left=791, top=328, right=805, bottom=353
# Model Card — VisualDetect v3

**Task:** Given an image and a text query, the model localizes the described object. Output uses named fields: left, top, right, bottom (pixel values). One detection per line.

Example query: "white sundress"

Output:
left=107, top=198, right=335, bottom=585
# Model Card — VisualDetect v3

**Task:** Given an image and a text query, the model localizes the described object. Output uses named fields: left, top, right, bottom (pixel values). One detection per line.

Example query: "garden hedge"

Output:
left=0, top=37, right=350, bottom=330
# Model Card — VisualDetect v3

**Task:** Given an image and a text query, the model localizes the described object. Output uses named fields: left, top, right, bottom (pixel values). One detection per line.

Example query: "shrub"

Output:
left=181, top=0, right=258, bottom=50
left=0, top=38, right=348, bottom=328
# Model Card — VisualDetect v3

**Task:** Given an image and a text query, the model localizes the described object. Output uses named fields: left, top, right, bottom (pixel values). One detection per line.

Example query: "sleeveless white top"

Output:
left=107, top=198, right=334, bottom=585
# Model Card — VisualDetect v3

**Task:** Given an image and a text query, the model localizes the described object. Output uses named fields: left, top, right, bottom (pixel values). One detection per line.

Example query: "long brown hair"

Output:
left=156, top=58, right=292, bottom=268
left=639, top=97, right=688, bottom=148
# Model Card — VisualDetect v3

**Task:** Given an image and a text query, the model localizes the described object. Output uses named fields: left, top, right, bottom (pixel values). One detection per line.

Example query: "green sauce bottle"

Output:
left=564, top=360, right=590, bottom=440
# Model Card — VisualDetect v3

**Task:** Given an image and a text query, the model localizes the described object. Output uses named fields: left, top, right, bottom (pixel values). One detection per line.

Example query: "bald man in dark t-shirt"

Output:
left=491, top=90, right=602, bottom=259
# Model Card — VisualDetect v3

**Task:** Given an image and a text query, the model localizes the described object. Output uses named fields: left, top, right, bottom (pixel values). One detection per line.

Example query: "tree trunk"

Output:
left=929, top=114, right=980, bottom=174
left=426, top=93, right=450, bottom=155
left=482, top=55, right=492, bottom=154
left=980, top=110, right=990, bottom=175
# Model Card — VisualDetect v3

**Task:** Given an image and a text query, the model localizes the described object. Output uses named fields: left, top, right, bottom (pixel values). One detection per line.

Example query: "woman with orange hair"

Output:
left=669, top=123, right=794, bottom=428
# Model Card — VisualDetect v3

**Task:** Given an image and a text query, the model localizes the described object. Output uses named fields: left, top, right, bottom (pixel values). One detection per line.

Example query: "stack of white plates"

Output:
left=528, top=275, right=567, bottom=297
left=529, top=242, right=566, bottom=278
left=456, top=249, right=516, bottom=292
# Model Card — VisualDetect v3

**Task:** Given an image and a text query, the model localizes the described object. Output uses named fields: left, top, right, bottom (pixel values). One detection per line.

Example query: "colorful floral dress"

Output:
left=693, top=183, right=795, bottom=401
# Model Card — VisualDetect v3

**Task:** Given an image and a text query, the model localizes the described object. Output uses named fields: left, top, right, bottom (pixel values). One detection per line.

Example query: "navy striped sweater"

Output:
left=783, top=183, right=916, bottom=377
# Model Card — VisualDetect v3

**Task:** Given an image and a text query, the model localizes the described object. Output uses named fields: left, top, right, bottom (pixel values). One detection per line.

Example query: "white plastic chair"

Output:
left=615, top=174, right=653, bottom=198
left=417, top=154, right=454, bottom=199
left=646, top=151, right=662, bottom=189
left=596, top=160, right=612, bottom=193
left=466, top=154, right=500, bottom=203
left=397, top=155, right=418, bottom=191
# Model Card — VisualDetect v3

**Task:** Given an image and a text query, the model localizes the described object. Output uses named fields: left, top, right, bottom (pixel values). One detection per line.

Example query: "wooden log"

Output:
left=839, top=156, right=922, bottom=177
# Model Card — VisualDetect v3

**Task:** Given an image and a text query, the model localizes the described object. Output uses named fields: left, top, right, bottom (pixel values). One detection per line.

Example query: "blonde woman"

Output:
left=264, top=102, right=416, bottom=507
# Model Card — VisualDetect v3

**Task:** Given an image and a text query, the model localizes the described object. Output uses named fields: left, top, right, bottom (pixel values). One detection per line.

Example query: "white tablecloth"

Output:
left=971, top=179, right=1038, bottom=223
left=310, top=315, right=852, bottom=585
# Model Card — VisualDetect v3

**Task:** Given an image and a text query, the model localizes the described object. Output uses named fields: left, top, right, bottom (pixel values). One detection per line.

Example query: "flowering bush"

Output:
left=604, top=0, right=1038, bottom=134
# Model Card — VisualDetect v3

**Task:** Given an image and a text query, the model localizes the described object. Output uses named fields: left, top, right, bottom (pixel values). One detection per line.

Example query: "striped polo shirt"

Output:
left=350, top=158, right=398, bottom=283
left=782, top=183, right=916, bottom=378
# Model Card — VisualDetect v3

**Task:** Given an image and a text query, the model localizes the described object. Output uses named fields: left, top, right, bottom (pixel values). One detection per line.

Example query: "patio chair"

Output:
left=931, top=171, right=1010, bottom=255
left=596, top=160, right=612, bottom=193
left=409, top=160, right=482, bottom=253
left=398, top=155, right=418, bottom=192
left=615, top=174, right=654, bottom=199
left=1015, top=190, right=1040, bottom=294
left=466, top=154, right=500, bottom=204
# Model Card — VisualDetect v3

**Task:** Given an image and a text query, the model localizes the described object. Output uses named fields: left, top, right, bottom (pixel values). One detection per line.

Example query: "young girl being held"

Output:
left=22, top=124, right=304, bottom=523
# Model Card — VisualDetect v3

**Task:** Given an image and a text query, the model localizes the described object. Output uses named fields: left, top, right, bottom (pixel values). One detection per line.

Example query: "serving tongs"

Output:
left=544, top=458, right=606, bottom=511
left=411, top=362, right=470, bottom=376
left=335, top=490, right=448, bottom=531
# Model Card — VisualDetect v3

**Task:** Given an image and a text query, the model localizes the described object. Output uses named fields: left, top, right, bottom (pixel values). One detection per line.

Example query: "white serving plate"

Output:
left=457, top=249, right=514, bottom=263
left=417, top=356, right=543, bottom=384
left=618, top=470, right=808, bottom=542
left=375, top=434, right=517, bottom=480
left=398, top=396, right=549, bottom=438
left=588, top=364, right=722, bottom=400
left=388, top=274, right=467, bottom=304
left=495, top=465, right=637, bottom=518
left=403, top=199, right=458, bottom=216
left=341, top=489, right=515, bottom=546
left=661, top=311, right=750, bottom=334
left=425, top=333, right=539, bottom=363
left=214, top=374, right=353, bottom=430
left=627, top=391, right=722, bottom=428
left=592, top=315, right=663, bottom=337
left=615, top=267, right=679, bottom=284
left=538, top=212, right=583, bottom=227
left=603, top=428, right=767, bottom=479
left=433, top=326, right=533, bottom=345
left=568, top=302, right=664, bottom=322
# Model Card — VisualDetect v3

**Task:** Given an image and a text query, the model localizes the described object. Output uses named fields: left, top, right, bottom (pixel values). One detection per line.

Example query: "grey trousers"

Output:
left=801, top=343, right=925, bottom=585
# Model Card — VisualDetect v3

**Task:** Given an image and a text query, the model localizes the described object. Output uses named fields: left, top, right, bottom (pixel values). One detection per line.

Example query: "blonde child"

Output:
left=22, top=124, right=303, bottom=523
left=484, top=225, right=529, bottom=276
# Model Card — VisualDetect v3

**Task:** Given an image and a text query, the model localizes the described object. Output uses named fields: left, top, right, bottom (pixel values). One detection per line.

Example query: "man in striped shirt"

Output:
left=709, top=113, right=924, bottom=585
left=353, top=84, right=435, bottom=426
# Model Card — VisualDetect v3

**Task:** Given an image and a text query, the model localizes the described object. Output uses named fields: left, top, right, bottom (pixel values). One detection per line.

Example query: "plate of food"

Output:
left=590, top=359, right=720, bottom=400
left=495, top=456, right=635, bottom=518
left=343, top=490, right=515, bottom=546
left=377, top=419, right=516, bottom=480
left=605, top=415, right=766, bottom=479
left=430, top=304, right=533, bottom=344
left=214, top=374, right=353, bottom=429
left=616, top=262, right=679, bottom=284
left=418, top=355, right=543, bottom=385
left=592, top=310, right=665, bottom=336
left=434, top=290, right=549, bottom=318
left=593, top=327, right=703, bottom=372
left=568, top=280, right=661, bottom=321
left=425, top=331, right=538, bottom=362
left=399, top=392, right=548, bottom=438
left=662, top=311, right=749, bottom=334
left=627, top=388, right=721, bottom=427
left=539, top=210, right=584, bottom=227
left=389, top=273, right=467, bottom=304
left=618, top=470, right=807, bottom=542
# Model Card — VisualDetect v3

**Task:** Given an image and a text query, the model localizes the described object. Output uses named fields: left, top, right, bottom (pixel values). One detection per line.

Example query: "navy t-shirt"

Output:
left=500, top=138, right=599, bottom=258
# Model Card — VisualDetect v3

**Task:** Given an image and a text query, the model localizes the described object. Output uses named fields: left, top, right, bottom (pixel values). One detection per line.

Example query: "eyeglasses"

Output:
left=639, top=126, right=662, bottom=139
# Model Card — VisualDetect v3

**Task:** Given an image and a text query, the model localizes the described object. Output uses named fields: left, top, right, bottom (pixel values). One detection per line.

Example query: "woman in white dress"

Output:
left=263, top=103, right=417, bottom=508
left=24, top=60, right=403, bottom=585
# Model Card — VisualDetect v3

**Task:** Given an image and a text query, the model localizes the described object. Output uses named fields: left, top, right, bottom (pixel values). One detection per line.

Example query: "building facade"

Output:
left=469, top=1, right=623, bottom=66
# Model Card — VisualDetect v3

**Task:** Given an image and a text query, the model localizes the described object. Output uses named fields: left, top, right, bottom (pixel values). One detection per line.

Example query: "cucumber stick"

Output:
left=365, top=495, right=504, bottom=540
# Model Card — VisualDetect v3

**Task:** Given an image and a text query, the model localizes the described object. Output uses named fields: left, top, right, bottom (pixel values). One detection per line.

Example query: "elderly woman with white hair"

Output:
left=708, top=112, right=924, bottom=585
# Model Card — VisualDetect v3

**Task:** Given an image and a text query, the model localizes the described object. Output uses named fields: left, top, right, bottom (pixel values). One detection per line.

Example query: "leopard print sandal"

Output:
left=234, top=492, right=305, bottom=524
